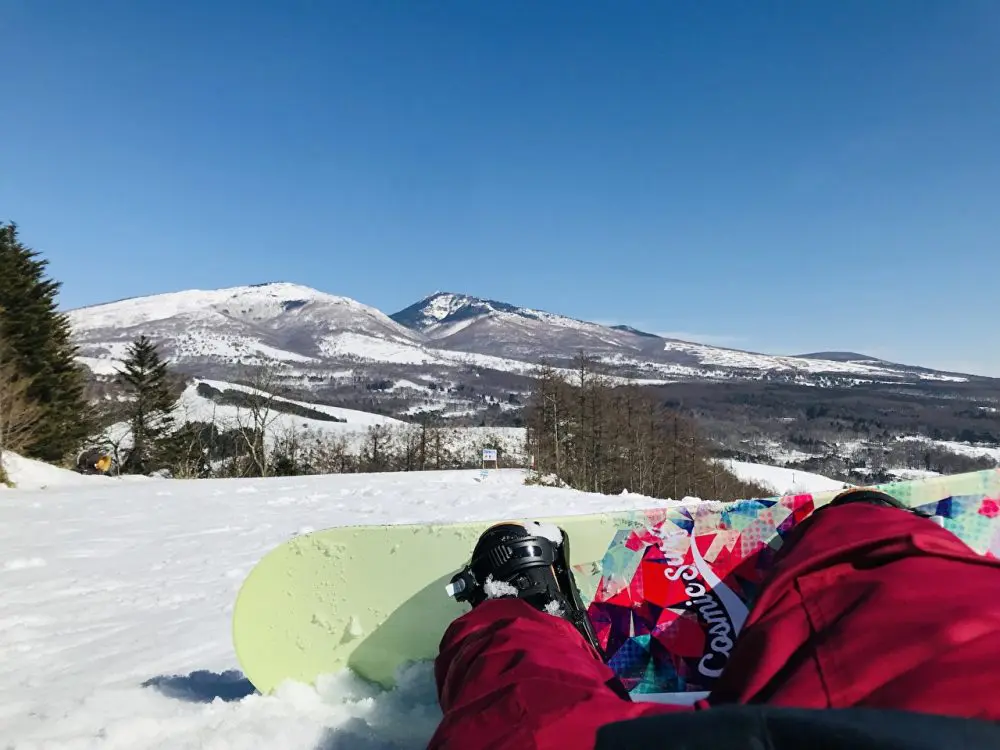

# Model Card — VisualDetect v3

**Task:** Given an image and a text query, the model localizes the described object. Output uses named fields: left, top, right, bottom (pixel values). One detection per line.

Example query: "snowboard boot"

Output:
left=446, top=521, right=604, bottom=658
left=829, top=488, right=934, bottom=518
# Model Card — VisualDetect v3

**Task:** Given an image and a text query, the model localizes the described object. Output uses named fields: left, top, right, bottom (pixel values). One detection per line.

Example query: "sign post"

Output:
left=481, top=447, right=499, bottom=480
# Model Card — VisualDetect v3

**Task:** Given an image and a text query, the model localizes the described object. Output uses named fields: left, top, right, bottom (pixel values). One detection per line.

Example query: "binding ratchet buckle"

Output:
left=445, top=533, right=557, bottom=604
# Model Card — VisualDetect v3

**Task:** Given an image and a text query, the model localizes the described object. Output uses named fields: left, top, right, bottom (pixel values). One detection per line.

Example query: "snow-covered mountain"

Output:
left=391, top=292, right=660, bottom=360
left=68, top=282, right=430, bottom=373
left=388, top=292, right=976, bottom=385
left=68, top=283, right=985, bottom=409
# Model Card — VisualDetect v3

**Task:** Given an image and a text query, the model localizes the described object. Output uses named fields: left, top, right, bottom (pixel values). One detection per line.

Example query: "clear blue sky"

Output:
left=2, top=1, right=999, bottom=375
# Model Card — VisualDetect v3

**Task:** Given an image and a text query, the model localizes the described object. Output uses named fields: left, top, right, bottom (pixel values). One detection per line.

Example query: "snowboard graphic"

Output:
left=232, top=469, right=1000, bottom=698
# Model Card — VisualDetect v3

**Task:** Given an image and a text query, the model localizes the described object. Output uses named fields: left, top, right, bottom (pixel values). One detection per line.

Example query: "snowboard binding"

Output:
left=446, top=522, right=604, bottom=658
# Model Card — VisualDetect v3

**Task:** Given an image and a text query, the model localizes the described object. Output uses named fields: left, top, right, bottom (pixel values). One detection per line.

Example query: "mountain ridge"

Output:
left=67, top=284, right=989, bottom=402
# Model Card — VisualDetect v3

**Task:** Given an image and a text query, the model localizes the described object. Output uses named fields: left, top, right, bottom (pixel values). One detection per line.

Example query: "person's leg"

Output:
left=709, top=501, right=1000, bottom=718
left=431, top=500, right=1000, bottom=749
left=429, top=598, right=690, bottom=750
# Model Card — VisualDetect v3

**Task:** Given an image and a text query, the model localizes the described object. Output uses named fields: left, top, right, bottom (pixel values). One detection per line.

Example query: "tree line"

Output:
left=0, top=223, right=90, bottom=483
left=525, top=358, right=772, bottom=502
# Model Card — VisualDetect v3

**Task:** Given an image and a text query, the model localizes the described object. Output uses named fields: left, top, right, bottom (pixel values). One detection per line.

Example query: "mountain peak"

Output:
left=391, top=292, right=525, bottom=333
left=66, top=282, right=411, bottom=344
left=610, top=324, right=660, bottom=339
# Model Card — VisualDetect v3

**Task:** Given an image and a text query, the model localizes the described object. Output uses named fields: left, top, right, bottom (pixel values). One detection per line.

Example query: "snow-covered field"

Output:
left=1, top=459, right=838, bottom=748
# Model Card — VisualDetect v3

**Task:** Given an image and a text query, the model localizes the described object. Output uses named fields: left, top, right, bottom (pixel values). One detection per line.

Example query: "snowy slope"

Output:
left=719, top=459, right=848, bottom=495
left=100, top=378, right=407, bottom=455
left=1, top=469, right=702, bottom=749
left=182, top=379, right=405, bottom=429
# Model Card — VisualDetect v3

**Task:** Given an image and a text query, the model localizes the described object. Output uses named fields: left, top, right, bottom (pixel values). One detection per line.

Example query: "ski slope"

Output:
left=0, top=463, right=838, bottom=748
left=719, top=459, right=849, bottom=495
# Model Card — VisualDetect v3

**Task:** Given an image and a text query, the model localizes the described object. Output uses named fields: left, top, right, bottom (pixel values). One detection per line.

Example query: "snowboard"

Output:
left=232, top=469, right=1000, bottom=699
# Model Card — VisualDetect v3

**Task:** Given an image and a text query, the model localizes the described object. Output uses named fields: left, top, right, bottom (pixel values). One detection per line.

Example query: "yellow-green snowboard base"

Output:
left=232, top=470, right=1000, bottom=696
left=232, top=512, right=632, bottom=693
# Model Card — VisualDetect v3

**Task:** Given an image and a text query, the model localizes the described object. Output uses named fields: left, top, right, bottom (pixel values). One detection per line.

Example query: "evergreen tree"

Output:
left=0, top=222, right=89, bottom=461
left=119, top=336, right=178, bottom=474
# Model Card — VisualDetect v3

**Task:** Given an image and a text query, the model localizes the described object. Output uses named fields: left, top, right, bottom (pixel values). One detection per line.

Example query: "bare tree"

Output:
left=397, top=425, right=422, bottom=471
left=526, top=354, right=771, bottom=502
left=0, top=335, right=43, bottom=479
left=312, top=434, right=356, bottom=474
left=360, top=423, right=394, bottom=472
left=232, top=365, right=283, bottom=478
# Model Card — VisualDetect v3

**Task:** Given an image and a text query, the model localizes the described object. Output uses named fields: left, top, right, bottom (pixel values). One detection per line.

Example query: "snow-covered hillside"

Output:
left=720, top=459, right=849, bottom=495
left=1, top=469, right=717, bottom=748
left=176, top=378, right=404, bottom=432
left=98, top=378, right=528, bottom=465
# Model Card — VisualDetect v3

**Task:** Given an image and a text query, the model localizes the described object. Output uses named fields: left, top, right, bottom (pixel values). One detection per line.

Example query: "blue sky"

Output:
left=2, top=2, right=998, bottom=375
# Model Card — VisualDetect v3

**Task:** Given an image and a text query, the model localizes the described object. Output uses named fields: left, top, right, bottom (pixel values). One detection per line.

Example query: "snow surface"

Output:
left=1, top=468, right=716, bottom=749
left=719, top=460, right=848, bottom=495
left=0, top=452, right=117, bottom=491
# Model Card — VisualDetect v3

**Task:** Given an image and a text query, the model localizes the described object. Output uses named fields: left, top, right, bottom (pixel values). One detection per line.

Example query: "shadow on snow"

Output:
left=142, top=669, right=257, bottom=703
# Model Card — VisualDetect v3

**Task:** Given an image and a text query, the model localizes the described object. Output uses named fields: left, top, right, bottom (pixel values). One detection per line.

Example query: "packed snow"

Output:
left=1, top=467, right=734, bottom=749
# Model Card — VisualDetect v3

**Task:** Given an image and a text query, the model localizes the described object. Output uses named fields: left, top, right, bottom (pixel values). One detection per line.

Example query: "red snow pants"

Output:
left=429, top=503, right=1000, bottom=750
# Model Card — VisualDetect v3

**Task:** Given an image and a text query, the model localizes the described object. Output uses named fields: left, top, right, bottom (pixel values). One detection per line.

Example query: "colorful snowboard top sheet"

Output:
left=587, top=469, right=1000, bottom=697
